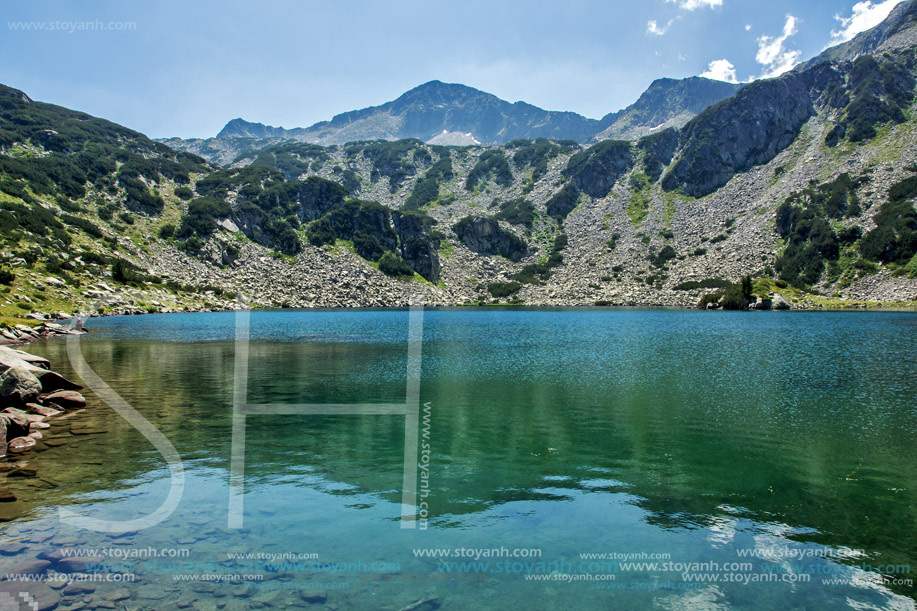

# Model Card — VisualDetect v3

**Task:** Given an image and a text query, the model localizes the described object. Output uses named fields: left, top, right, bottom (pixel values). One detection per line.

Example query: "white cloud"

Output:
left=701, top=59, right=739, bottom=83
left=678, top=53, right=688, bottom=62
left=647, top=19, right=674, bottom=35
left=666, top=0, right=723, bottom=10
left=745, top=24, right=752, bottom=31
left=756, top=15, right=802, bottom=78
left=830, top=0, right=904, bottom=44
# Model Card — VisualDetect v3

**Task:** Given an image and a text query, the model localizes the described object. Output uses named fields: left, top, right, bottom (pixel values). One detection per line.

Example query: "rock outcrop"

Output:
left=453, top=216, right=527, bottom=262
left=662, top=75, right=815, bottom=197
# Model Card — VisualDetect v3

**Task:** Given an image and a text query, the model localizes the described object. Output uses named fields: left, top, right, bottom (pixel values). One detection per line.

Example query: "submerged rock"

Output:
left=7, top=465, right=37, bottom=477
left=299, top=590, right=328, bottom=604
left=27, top=404, right=62, bottom=417
left=5, top=559, right=50, bottom=576
left=7, top=437, right=36, bottom=454
left=43, top=390, right=87, bottom=409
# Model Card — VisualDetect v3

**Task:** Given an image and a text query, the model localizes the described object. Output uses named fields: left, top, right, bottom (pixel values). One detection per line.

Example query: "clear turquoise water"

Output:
left=4, top=308, right=916, bottom=610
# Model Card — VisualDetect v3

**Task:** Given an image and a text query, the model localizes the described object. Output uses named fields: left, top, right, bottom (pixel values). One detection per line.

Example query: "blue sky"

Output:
left=0, top=0, right=905, bottom=138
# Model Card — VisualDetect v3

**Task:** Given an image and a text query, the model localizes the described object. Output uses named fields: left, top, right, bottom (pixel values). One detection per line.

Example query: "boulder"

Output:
left=0, top=367, right=42, bottom=405
left=0, top=411, right=30, bottom=458
left=0, top=348, right=81, bottom=393
left=773, top=295, right=791, bottom=310
left=43, top=390, right=87, bottom=409
left=0, top=347, right=50, bottom=369
left=34, top=369, right=83, bottom=392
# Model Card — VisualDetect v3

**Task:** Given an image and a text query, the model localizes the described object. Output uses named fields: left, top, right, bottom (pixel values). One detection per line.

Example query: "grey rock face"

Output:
left=453, top=217, right=527, bottom=262
left=663, top=75, right=815, bottom=197
left=393, top=213, right=441, bottom=284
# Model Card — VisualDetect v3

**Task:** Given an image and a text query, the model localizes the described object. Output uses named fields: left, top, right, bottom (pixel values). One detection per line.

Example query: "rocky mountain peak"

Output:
left=216, top=118, right=289, bottom=139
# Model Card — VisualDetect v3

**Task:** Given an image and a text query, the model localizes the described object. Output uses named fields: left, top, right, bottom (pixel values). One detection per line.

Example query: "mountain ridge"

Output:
left=203, top=76, right=741, bottom=151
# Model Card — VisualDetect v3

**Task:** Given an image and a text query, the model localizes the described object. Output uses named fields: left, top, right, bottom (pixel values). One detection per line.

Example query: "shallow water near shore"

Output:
left=3, top=308, right=916, bottom=609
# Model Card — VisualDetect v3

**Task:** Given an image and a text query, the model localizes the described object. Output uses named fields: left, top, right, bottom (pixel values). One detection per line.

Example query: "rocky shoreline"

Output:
left=0, top=339, right=90, bottom=523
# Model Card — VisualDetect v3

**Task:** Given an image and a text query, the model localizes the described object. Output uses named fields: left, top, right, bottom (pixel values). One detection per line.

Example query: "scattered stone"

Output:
left=0, top=488, right=16, bottom=502
left=30, top=421, right=50, bottom=430
left=42, top=437, right=69, bottom=447
left=28, top=431, right=43, bottom=440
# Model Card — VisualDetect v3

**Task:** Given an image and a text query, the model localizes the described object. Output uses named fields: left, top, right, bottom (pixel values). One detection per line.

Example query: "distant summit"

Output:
left=200, top=77, right=738, bottom=149
left=210, top=80, right=606, bottom=145
left=216, top=118, right=289, bottom=139
left=594, top=77, right=742, bottom=141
